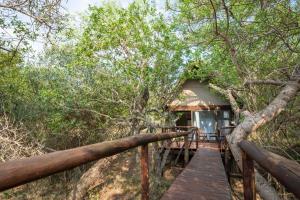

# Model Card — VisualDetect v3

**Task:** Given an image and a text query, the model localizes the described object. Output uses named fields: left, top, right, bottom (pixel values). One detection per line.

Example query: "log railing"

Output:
left=239, top=140, right=300, bottom=200
left=0, top=127, right=197, bottom=199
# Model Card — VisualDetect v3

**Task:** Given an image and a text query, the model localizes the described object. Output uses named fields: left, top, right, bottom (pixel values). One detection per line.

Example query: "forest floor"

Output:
left=87, top=150, right=182, bottom=200
left=231, top=178, right=245, bottom=200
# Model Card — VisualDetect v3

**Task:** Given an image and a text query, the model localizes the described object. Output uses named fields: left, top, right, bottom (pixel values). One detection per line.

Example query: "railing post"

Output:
left=140, top=144, right=149, bottom=200
left=242, top=150, right=256, bottom=200
left=224, top=140, right=231, bottom=179
left=184, top=135, right=189, bottom=166
left=196, top=129, right=199, bottom=149
left=217, top=129, right=221, bottom=151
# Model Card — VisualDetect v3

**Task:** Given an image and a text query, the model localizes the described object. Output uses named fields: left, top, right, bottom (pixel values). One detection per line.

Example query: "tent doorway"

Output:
left=192, top=111, right=217, bottom=140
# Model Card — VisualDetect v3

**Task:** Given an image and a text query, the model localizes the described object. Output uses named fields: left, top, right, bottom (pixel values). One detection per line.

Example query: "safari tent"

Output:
left=168, top=79, right=233, bottom=140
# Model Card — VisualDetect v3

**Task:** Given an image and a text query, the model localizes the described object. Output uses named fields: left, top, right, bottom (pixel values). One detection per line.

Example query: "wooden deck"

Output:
left=161, top=143, right=231, bottom=200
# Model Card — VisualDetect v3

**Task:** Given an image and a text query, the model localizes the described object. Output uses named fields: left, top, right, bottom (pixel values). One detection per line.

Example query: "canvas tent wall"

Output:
left=169, top=80, right=231, bottom=111
left=168, top=80, right=233, bottom=140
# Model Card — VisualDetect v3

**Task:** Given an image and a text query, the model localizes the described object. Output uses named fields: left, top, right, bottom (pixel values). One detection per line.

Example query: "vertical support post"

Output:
left=184, top=135, right=189, bottom=166
left=224, top=140, right=230, bottom=177
left=242, top=150, right=256, bottom=200
left=196, top=129, right=199, bottom=149
left=217, top=129, right=221, bottom=151
left=140, top=144, right=149, bottom=200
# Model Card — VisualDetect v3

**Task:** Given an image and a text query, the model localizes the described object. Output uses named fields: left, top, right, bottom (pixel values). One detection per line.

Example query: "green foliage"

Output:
left=173, top=0, right=300, bottom=152
left=0, top=0, right=299, bottom=199
left=174, top=0, right=299, bottom=100
left=0, top=0, right=298, bottom=155
left=73, top=1, right=188, bottom=124
left=0, top=1, right=189, bottom=150
left=0, top=0, right=65, bottom=53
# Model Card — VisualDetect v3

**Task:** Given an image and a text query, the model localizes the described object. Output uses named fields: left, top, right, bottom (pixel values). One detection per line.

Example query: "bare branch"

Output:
left=0, top=46, right=12, bottom=52
left=221, top=0, right=230, bottom=33
left=244, top=80, right=286, bottom=86
left=0, top=114, right=44, bottom=161
left=0, top=0, right=64, bottom=52
left=209, top=0, right=245, bottom=78
left=209, top=83, right=241, bottom=114
left=0, top=3, right=50, bottom=27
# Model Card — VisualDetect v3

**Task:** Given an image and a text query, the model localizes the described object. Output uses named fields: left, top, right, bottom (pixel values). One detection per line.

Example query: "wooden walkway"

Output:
left=161, top=143, right=231, bottom=200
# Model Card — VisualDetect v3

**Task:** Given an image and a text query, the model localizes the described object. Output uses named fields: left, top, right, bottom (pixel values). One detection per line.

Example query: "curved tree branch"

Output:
left=209, top=83, right=241, bottom=116
left=244, top=80, right=287, bottom=86
left=227, top=66, right=300, bottom=200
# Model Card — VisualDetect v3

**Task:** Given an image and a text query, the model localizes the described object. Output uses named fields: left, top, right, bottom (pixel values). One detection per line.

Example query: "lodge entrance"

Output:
left=192, top=111, right=216, bottom=140
left=175, top=110, right=232, bottom=141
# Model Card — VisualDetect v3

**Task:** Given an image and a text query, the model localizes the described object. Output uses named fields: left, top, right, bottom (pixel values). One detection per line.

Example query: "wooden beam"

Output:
left=0, top=131, right=191, bottom=192
left=168, top=105, right=231, bottom=111
left=239, top=140, right=300, bottom=199
left=242, top=150, right=256, bottom=200
left=140, top=144, right=149, bottom=200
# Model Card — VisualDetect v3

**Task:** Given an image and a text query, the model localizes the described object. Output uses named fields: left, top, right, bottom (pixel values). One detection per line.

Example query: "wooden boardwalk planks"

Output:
left=161, top=143, right=231, bottom=200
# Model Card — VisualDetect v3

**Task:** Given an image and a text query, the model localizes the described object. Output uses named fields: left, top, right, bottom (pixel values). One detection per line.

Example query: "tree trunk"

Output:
left=69, top=155, right=118, bottom=200
left=158, top=145, right=171, bottom=176
left=130, top=87, right=149, bottom=163
left=152, top=141, right=162, bottom=175
left=227, top=77, right=300, bottom=200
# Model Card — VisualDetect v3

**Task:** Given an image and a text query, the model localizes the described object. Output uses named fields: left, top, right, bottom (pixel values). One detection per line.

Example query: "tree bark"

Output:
left=152, top=141, right=164, bottom=176
left=130, top=87, right=149, bottom=135
left=158, top=145, right=171, bottom=176
left=244, top=80, right=286, bottom=86
left=130, top=87, right=149, bottom=163
left=209, top=83, right=242, bottom=117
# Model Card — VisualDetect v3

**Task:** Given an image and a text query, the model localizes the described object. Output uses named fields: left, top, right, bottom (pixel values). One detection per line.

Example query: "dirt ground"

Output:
left=87, top=150, right=182, bottom=200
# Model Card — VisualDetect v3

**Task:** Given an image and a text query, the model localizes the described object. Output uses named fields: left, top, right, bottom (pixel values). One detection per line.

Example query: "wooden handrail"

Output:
left=0, top=130, right=193, bottom=192
left=239, top=140, right=300, bottom=199
left=220, top=126, right=236, bottom=129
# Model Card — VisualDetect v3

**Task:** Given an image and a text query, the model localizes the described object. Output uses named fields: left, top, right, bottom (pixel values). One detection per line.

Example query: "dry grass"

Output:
left=230, top=178, right=261, bottom=200
left=87, top=149, right=181, bottom=200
